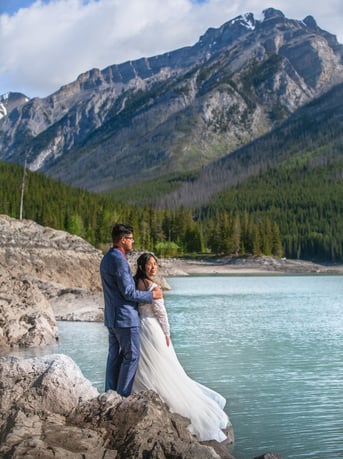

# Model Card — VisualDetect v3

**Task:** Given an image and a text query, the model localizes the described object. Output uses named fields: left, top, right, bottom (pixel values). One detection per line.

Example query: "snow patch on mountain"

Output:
left=231, top=13, right=255, bottom=30
left=0, top=103, right=7, bottom=119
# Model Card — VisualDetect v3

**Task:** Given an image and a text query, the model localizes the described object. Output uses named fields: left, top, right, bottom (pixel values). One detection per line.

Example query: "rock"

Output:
left=0, top=214, right=103, bottom=291
left=0, top=354, right=232, bottom=459
left=157, top=257, right=190, bottom=276
left=72, top=390, right=228, bottom=459
left=0, top=269, right=57, bottom=348
left=254, top=454, right=284, bottom=459
left=0, top=214, right=105, bottom=326
left=49, top=288, right=104, bottom=322
left=0, top=354, right=98, bottom=414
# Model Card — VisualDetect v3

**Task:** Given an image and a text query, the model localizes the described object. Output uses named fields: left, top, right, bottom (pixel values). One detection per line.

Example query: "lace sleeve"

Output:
left=152, top=298, right=170, bottom=336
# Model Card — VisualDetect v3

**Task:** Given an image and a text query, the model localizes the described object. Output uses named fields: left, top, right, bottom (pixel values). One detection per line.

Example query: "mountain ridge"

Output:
left=0, top=8, right=343, bottom=192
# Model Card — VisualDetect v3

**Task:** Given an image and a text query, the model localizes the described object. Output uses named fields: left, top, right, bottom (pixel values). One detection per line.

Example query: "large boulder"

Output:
left=0, top=354, right=233, bottom=459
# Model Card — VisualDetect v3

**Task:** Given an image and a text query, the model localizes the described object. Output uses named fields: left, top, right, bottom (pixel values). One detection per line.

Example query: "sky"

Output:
left=0, top=0, right=342, bottom=99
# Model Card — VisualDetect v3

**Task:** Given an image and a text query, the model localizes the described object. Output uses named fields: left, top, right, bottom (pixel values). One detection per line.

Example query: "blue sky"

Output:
left=0, top=1, right=34, bottom=15
left=1, top=0, right=342, bottom=98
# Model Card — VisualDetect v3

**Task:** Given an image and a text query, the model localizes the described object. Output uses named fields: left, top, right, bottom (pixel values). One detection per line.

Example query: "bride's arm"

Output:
left=152, top=297, right=171, bottom=347
left=139, top=279, right=171, bottom=347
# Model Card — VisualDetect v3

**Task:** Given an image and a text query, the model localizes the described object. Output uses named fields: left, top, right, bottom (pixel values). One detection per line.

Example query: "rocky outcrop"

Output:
left=0, top=102, right=6, bottom=120
left=0, top=354, right=234, bottom=459
left=0, top=214, right=104, bottom=345
left=0, top=269, right=57, bottom=348
left=0, top=214, right=103, bottom=291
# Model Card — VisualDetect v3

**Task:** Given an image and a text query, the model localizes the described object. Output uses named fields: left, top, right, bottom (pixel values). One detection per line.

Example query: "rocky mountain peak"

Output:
left=303, top=15, right=318, bottom=29
left=262, top=8, right=285, bottom=21
left=0, top=92, right=29, bottom=118
left=302, top=14, right=340, bottom=49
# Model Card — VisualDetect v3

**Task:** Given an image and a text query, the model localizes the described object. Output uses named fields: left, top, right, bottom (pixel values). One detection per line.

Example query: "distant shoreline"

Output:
left=157, top=256, right=343, bottom=276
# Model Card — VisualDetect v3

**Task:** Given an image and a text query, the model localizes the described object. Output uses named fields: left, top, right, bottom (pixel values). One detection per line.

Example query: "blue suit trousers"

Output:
left=105, top=326, right=140, bottom=396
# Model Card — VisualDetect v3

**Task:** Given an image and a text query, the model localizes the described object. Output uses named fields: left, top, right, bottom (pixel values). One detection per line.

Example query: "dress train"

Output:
left=133, top=286, right=230, bottom=442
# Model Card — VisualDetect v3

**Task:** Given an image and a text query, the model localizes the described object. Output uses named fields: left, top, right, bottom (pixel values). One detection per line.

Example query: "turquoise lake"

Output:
left=7, top=275, right=343, bottom=459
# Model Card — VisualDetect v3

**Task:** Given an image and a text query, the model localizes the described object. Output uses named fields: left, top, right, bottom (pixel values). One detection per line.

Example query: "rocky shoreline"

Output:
left=0, top=354, right=236, bottom=459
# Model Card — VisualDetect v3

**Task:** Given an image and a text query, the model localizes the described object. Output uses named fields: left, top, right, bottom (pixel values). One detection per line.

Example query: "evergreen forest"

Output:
left=209, top=160, right=343, bottom=261
left=1, top=158, right=342, bottom=262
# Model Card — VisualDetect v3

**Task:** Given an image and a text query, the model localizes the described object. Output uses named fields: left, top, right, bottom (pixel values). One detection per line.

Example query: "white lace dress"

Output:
left=133, top=282, right=230, bottom=442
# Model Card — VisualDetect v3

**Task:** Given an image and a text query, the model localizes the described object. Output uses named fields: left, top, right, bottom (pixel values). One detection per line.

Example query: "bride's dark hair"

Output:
left=134, top=252, right=158, bottom=287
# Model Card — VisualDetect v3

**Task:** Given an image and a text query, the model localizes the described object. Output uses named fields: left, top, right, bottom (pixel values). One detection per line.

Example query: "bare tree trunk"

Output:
left=19, top=158, right=27, bottom=220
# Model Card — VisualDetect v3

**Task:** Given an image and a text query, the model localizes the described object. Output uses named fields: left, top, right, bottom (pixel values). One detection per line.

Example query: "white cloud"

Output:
left=0, top=0, right=342, bottom=98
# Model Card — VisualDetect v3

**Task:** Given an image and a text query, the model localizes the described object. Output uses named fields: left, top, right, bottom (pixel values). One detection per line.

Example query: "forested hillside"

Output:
left=208, top=162, right=343, bottom=261
left=2, top=157, right=342, bottom=261
left=159, top=81, right=343, bottom=209
left=0, top=160, right=282, bottom=258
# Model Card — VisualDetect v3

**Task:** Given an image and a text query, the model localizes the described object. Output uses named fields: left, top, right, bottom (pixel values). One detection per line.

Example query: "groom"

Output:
left=100, top=223, right=162, bottom=396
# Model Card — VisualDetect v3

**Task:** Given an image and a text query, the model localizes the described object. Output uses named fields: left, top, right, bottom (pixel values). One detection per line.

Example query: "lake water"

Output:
left=6, top=275, right=343, bottom=459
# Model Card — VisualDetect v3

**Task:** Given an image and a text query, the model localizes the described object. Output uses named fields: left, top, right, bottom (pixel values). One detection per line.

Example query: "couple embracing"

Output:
left=100, top=223, right=231, bottom=443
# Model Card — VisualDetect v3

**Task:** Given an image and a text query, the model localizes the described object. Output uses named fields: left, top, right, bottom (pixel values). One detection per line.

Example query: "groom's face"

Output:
left=121, top=233, right=135, bottom=253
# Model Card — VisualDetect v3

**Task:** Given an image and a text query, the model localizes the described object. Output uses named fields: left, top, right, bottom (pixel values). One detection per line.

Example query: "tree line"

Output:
left=210, top=160, right=343, bottom=261
left=0, top=160, right=283, bottom=258
left=1, top=157, right=342, bottom=261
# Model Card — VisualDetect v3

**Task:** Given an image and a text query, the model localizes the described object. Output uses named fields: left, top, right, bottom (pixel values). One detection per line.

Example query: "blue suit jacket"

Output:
left=100, top=247, right=153, bottom=328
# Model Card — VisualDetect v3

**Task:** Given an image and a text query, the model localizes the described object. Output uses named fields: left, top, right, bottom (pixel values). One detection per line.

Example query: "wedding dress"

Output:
left=133, top=282, right=230, bottom=442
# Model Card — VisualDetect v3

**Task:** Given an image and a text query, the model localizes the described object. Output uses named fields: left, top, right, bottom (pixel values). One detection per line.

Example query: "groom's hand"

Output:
left=152, top=286, right=163, bottom=299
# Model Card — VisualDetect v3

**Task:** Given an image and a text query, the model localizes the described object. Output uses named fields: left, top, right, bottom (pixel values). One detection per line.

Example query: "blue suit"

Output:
left=100, top=247, right=153, bottom=395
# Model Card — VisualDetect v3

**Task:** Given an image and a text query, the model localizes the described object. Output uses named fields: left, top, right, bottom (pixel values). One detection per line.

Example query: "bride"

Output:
left=132, top=252, right=231, bottom=443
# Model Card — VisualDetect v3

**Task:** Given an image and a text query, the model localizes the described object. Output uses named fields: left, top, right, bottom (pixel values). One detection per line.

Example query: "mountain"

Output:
left=0, top=8, right=343, bottom=192
left=159, top=80, right=343, bottom=208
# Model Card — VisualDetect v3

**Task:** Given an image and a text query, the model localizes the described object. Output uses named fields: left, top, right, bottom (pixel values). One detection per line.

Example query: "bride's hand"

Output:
left=165, top=335, right=170, bottom=347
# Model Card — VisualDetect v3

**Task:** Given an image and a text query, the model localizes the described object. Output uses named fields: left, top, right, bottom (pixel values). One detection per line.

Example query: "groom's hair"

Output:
left=111, top=223, right=134, bottom=244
